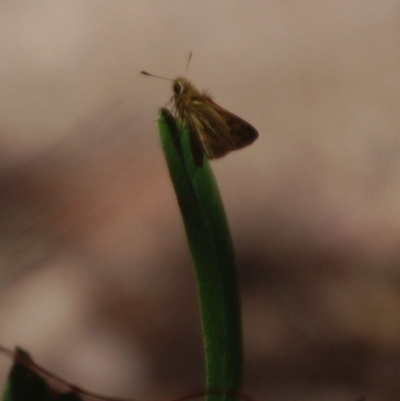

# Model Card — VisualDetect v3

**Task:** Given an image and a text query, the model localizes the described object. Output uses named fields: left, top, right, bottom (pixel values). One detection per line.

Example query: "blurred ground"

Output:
left=0, top=1, right=400, bottom=400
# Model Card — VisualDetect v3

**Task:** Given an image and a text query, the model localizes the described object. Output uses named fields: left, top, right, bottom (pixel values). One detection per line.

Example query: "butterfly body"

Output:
left=172, top=76, right=258, bottom=167
left=141, top=59, right=258, bottom=167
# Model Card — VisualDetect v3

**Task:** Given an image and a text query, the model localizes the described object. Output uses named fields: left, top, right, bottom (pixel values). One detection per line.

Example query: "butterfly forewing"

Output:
left=181, top=92, right=258, bottom=166
left=200, top=96, right=258, bottom=157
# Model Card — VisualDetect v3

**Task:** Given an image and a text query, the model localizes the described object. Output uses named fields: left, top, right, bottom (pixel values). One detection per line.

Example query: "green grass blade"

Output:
left=157, top=109, right=243, bottom=401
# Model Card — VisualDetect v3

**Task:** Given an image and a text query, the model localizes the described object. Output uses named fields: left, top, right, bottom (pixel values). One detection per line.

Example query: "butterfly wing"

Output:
left=187, top=95, right=258, bottom=161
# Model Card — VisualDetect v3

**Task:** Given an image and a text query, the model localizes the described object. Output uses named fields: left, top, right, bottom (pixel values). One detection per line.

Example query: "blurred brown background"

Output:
left=0, top=1, right=400, bottom=400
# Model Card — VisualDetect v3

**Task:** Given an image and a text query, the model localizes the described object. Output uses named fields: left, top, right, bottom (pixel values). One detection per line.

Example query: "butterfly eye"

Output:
left=173, top=82, right=182, bottom=95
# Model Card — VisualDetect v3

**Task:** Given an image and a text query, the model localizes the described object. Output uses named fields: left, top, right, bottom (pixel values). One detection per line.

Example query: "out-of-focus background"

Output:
left=0, top=1, right=400, bottom=400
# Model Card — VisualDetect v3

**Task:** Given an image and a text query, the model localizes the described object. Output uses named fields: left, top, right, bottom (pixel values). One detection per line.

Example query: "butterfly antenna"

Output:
left=185, top=51, right=193, bottom=77
left=140, top=71, right=173, bottom=81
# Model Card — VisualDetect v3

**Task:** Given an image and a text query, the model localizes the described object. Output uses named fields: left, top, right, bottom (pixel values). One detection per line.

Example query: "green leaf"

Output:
left=157, top=109, right=243, bottom=401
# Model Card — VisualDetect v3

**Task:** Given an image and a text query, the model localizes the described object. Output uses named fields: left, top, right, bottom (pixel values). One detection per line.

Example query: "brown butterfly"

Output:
left=141, top=53, right=258, bottom=167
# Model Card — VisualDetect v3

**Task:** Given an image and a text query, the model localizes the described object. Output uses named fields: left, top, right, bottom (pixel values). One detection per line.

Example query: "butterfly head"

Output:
left=173, top=77, right=202, bottom=105
left=173, top=77, right=189, bottom=98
